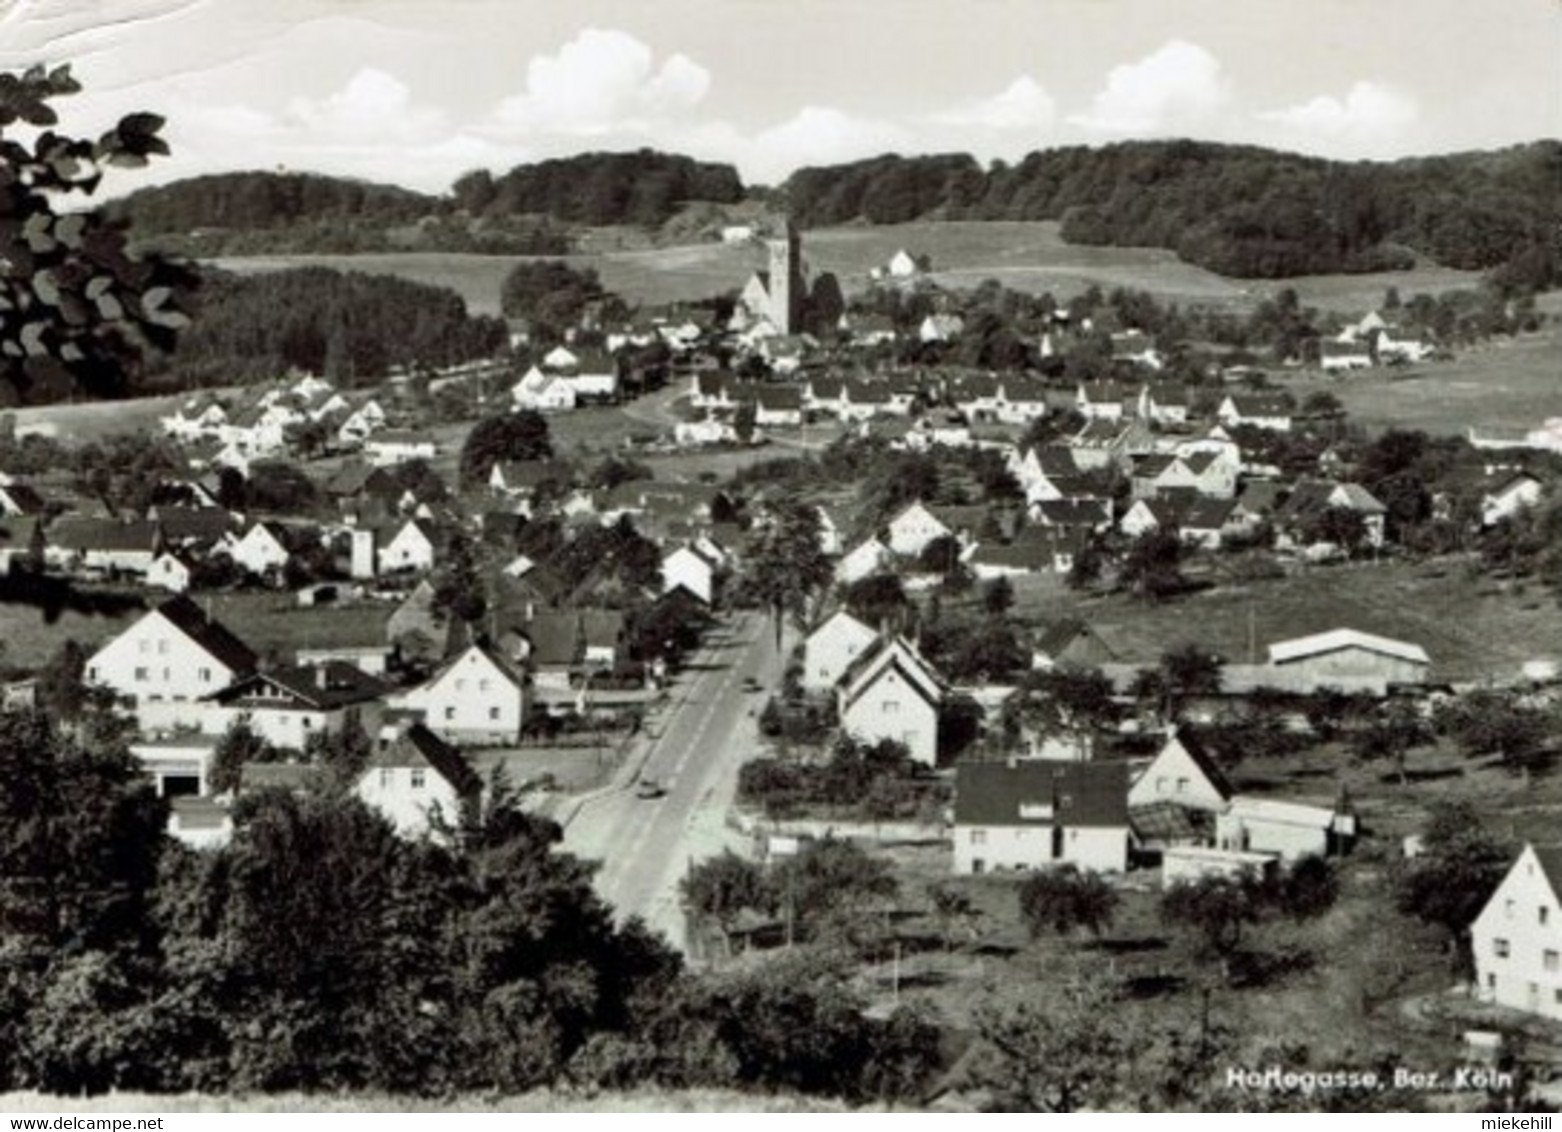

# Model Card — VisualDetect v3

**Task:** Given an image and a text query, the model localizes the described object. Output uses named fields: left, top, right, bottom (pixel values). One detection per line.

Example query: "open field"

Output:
left=1013, top=554, right=1562, bottom=684
left=213, top=221, right=1489, bottom=319
left=4, top=389, right=197, bottom=443
left=1275, top=326, right=1562, bottom=436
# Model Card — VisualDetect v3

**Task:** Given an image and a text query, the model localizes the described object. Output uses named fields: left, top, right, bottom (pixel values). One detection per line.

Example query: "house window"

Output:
left=139, top=639, right=150, bottom=654
left=479, top=679, right=490, bottom=693
left=1507, top=899, right=1516, bottom=919
left=379, top=769, right=392, bottom=788
left=444, top=707, right=455, bottom=721
left=1155, top=777, right=1168, bottom=794
left=1176, top=778, right=1189, bottom=794
left=1545, top=950, right=1559, bottom=973
left=455, top=679, right=467, bottom=692
left=1495, top=939, right=1511, bottom=959
left=199, top=668, right=212, bottom=684
left=882, top=700, right=900, bottom=714
left=1543, top=907, right=1551, bottom=926
left=970, top=830, right=986, bottom=845
left=410, top=769, right=426, bottom=790
left=157, top=639, right=169, bottom=655
left=134, top=667, right=148, bottom=682
left=489, top=707, right=500, bottom=721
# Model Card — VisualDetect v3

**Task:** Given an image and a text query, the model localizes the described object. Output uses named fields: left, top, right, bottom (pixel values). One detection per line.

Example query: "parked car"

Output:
left=635, top=778, right=667, bottom=800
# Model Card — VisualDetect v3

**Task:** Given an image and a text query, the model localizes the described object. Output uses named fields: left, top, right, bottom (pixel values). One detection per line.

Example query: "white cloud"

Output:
left=491, top=28, right=711, bottom=135
left=1258, top=81, right=1418, bottom=152
left=932, top=76, right=1057, bottom=132
left=703, top=107, right=911, bottom=184
left=286, top=67, right=446, bottom=142
left=1073, top=40, right=1229, bottom=134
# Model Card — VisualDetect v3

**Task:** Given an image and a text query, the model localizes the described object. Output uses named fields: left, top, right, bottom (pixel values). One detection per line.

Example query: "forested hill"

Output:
left=108, top=152, right=747, bottom=255
left=450, top=150, right=746, bottom=226
left=781, top=140, right=1562, bottom=284
left=138, top=267, right=508, bottom=393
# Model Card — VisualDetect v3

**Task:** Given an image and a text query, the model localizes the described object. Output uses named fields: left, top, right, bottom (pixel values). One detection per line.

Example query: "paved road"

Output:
left=562, top=609, right=785, bottom=949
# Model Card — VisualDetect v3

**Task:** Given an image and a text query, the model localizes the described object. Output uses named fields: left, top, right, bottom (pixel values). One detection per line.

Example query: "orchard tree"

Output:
left=0, top=65, right=197, bottom=403
left=1395, top=801, right=1513, bottom=970
left=1018, top=865, right=1119, bottom=939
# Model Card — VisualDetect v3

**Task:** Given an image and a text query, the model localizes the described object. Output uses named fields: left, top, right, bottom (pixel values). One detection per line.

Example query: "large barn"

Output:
left=1265, top=628, right=1430, bottom=694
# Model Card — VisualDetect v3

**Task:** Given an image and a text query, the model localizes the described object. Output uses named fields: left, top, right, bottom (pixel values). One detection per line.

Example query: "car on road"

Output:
left=740, top=676, right=763, bottom=692
left=635, top=778, right=667, bottom=800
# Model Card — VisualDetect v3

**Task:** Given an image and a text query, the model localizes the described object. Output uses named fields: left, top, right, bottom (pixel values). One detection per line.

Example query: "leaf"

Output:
left=117, top=112, right=165, bottom=139
left=31, top=269, right=58, bottom=306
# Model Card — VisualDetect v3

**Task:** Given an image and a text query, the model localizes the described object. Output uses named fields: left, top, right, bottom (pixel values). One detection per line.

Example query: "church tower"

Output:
left=764, top=220, right=804, bottom=334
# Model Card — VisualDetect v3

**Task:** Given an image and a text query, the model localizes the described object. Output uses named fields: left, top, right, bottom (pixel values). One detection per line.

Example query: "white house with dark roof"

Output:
left=222, top=521, right=292, bottom=577
left=356, top=722, right=483, bottom=840
left=1128, top=728, right=1233, bottom=814
left=398, top=644, right=530, bottom=745
left=663, top=544, right=719, bottom=605
left=205, top=662, right=389, bottom=749
left=801, top=608, right=879, bottom=695
left=884, top=501, right=952, bottom=558
left=1472, top=844, right=1562, bottom=1021
left=1481, top=472, right=1543, bottom=528
left=86, top=595, right=258, bottom=710
left=835, top=537, right=893, bottom=585
left=378, top=518, right=439, bottom=575
left=1217, top=393, right=1295, bottom=432
left=952, top=760, right=1130, bottom=874
left=837, top=636, right=944, bottom=766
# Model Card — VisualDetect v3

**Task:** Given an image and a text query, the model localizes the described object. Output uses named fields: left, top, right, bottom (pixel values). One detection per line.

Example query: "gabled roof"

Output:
left=369, top=723, right=482, bottom=797
left=518, top=612, right=582, bottom=667
left=1032, top=617, right=1113, bottom=662
left=1267, top=628, right=1430, bottom=667
left=1223, top=393, right=1294, bottom=417
left=156, top=507, right=237, bottom=545
left=1153, top=728, right=1234, bottom=801
left=839, top=636, right=944, bottom=710
left=50, top=517, right=160, bottom=553
left=953, top=760, right=1129, bottom=828
left=1530, top=845, right=1562, bottom=901
left=212, top=661, right=390, bottom=711
left=1033, top=499, right=1110, bottom=528
left=156, top=595, right=259, bottom=674
left=0, top=483, right=47, bottom=514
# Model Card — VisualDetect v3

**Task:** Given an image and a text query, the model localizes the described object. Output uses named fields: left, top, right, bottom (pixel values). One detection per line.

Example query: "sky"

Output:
left=0, top=0, right=1556, bottom=194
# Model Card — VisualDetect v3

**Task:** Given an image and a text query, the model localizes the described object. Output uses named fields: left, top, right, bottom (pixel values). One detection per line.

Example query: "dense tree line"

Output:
left=143, top=266, right=507, bottom=392
left=454, top=150, right=744, bottom=228
left=782, top=140, right=1561, bottom=285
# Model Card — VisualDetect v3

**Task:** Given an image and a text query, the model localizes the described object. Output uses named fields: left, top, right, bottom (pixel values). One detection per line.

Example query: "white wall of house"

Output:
left=379, top=525, right=435, bottom=574
left=662, top=547, right=714, bottom=604
left=355, top=764, right=466, bottom=840
left=952, top=823, right=1127, bottom=875
left=86, top=611, right=245, bottom=707
left=1128, top=737, right=1228, bottom=812
left=840, top=666, right=939, bottom=765
left=1473, top=847, right=1562, bottom=1021
left=885, top=504, right=949, bottom=557
left=401, top=648, right=526, bottom=745
left=802, top=612, right=878, bottom=694
left=146, top=555, right=192, bottom=593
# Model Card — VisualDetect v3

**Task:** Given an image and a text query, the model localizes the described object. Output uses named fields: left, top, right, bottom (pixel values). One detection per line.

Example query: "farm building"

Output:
left=1265, top=628, right=1430, bottom=694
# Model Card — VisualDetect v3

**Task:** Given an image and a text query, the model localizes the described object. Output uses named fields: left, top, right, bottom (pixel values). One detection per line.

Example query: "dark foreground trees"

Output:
left=0, top=705, right=940, bottom=1102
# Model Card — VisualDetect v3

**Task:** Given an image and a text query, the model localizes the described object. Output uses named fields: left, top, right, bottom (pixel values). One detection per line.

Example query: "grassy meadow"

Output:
left=1012, top=554, right=1562, bottom=685
left=1275, top=325, right=1562, bottom=437
left=212, top=220, right=1489, bottom=320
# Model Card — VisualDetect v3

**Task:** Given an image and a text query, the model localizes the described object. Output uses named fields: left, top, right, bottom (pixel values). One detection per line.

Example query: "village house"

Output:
left=47, top=517, right=162, bottom=576
left=1076, top=381, right=1135, bottom=422
left=1030, top=619, right=1118, bottom=671
left=1320, top=338, right=1374, bottom=373
left=735, top=383, right=804, bottom=428
left=1217, top=393, right=1295, bottom=432
left=836, top=537, right=894, bottom=585
left=365, top=431, right=438, bottom=467
left=355, top=722, right=483, bottom=841
left=951, top=760, right=1131, bottom=875
left=1127, top=728, right=1233, bottom=814
left=511, top=366, right=579, bottom=412
left=662, top=544, right=720, bottom=605
left=86, top=595, right=258, bottom=713
left=397, top=644, right=530, bottom=746
left=377, top=518, right=440, bottom=575
left=1111, top=330, right=1163, bottom=371
left=1068, top=418, right=1153, bottom=473
left=1276, top=480, right=1389, bottom=549
left=205, top=662, right=389, bottom=750
left=918, top=313, right=964, bottom=343
left=1481, top=471, right=1543, bottom=527
left=1471, top=844, right=1562, bottom=1021
left=954, top=375, right=1050, bottom=425
left=884, top=500, right=953, bottom=558
left=836, top=636, right=944, bottom=767
left=146, top=550, right=195, bottom=593
left=801, top=608, right=880, bottom=695
left=1137, top=384, right=1191, bottom=427
left=221, top=521, right=293, bottom=577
